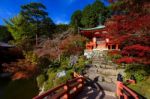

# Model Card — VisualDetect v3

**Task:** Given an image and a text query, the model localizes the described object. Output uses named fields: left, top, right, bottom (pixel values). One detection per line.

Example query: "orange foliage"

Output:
left=35, top=34, right=87, bottom=60
left=2, top=59, right=38, bottom=80
left=59, top=35, right=87, bottom=56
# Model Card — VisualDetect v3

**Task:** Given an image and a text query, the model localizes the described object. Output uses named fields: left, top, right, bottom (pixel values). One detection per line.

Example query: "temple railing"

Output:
left=117, top=74, right=139, bottom=99
left=33, top=72, right=84, bottom=99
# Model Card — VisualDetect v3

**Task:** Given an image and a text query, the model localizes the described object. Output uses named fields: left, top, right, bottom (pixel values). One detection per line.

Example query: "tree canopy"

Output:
left=106, top=0, right=150, bottom=65
left=5, top=2, right=55, bottom=43
left=21, top=2, right=55, bottom=36
left=0, top=25, right=13, bottom=42
left=71, top=0, right=109, bottom=30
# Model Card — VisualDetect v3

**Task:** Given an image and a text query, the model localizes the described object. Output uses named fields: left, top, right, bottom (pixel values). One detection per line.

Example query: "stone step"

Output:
left=87, top=67, right=124, bottom=75
left=85, top=73, right=117, bottom=84
left=92, top=64, right=117, bottom=69
left=97, top=68, right=123, bottom=76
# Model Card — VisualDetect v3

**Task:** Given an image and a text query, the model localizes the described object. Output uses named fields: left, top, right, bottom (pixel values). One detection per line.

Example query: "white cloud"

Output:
left=55, top=19, right=69, bottom=24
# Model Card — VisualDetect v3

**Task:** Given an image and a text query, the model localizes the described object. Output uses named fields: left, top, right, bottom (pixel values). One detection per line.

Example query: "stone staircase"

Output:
left=83, top=50, right=124, bottom=97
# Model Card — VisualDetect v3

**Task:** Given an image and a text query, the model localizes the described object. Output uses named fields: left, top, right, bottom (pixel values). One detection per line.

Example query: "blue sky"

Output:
left=0, top=0, right=109, bottom=25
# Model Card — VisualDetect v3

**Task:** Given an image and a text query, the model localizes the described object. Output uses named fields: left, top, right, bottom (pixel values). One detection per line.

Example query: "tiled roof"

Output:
left=79, top=25, right=105, bottom=31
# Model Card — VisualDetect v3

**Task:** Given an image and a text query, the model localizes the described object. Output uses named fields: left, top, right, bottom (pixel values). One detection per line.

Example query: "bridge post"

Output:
left=66, top=80, right=70, bottom=99
left=116, top=73, right=123, bottom=99
left=62, top=85, right=69, bottom=99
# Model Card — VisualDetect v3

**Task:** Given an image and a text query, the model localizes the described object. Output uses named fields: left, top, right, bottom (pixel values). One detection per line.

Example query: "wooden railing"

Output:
left=33, top=72, right=84, bottom=99
left=117, top=74, right=139, bottom=99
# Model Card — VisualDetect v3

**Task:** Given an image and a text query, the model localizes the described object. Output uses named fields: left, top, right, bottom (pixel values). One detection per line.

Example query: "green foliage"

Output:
left=134, top=70, right=147, bottom=81
left=80, top=4, right=92, bottom=28
left=60, top=56, right=70, bottom=69
left=0, top=25, right=13, bottom=42
left=111, top=54, right=122, bottom=60
left=5, top=14, right=36, bottom=41
left=74, top=56, right=86, bottom=72
left=43, top=70, right=56, bottom=91
left=70, top=10, right=82, bottom=32
left=128, top=77, right=150, bottom=99
left=36, top=74, right=46, bottom=88
left=21, top=2, right=55, bottom=36
left=54, top=76, right=67, bottom=87
left=5, top=2, right=55, bottom=50
left=49, top=60, right=60, bottom=69
left=54, top=24, right=69, bottom=33
left=81, top=0, right=107, bottom=27
left=37, top=56, right=52, bottom=70
left=42, top=68, right=73, bottom=91
left=43, top=81, right=54, bottom=91
left=23, top=51, right=38, bottom=64
left=21, top=2, right=48, bottom=23
left=70, top=0, right=109, bottom=29
left=125, top=64, right=148, bottom=82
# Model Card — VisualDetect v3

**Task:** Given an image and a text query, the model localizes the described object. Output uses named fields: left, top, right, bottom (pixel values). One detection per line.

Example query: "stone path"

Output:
left=75, top=77, right=116, bottom=99
left=75, top=86, right=116, bottom=99
left=75, top=50, right=125, bottom=99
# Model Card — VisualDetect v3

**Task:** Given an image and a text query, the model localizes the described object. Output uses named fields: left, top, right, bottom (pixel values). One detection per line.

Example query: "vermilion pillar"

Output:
left=116, top=44, right=119, bottom=50
left=93, top=37, right=96, bottom=48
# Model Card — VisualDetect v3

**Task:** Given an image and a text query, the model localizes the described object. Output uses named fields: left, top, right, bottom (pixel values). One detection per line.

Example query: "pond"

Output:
left=0, top=76, right=39, bottom=99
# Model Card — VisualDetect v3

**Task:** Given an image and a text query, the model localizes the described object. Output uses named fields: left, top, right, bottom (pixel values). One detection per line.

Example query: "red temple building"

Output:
left=79, top=25, right=119, bottom=58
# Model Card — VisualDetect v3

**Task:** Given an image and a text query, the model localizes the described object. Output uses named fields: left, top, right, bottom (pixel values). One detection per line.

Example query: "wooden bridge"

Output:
left=33, top=72, right=139, bottom=99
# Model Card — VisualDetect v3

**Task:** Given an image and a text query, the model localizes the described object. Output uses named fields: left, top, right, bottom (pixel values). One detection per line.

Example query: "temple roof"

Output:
left=79, top=25, right=105, bottom=31
left=79, top=25, right=106, bottom=38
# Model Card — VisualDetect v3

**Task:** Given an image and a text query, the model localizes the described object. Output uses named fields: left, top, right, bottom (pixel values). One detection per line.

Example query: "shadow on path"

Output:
left=75, top=76, right=106, bottom=99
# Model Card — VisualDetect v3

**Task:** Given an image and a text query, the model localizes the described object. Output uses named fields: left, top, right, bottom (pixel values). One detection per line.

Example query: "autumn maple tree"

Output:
left=106, top=0, right=150, bottom=65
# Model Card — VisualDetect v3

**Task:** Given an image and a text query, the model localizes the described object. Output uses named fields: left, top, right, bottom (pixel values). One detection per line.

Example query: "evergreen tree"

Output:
left=5, top=14, right=35, bottom=41
left=21, top=2, right=55, bottom=36
left=70, top=10, right=82, bottom=33
left=81, top=0, right=107, bottom=28
left=80, top=4, right=92, bottom=28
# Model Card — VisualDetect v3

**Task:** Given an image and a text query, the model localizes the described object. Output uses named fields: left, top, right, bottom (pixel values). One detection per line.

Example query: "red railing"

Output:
left=33, top=72, right=84, bottom=99
left=117, top=80, right=139, bottom=99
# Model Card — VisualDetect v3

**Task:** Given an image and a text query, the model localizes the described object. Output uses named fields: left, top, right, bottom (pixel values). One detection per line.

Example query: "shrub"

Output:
left=117, top=57, right=137, bottom=64
left=125, top=64, right=148, bottom=82
left=42, top=68, right=73, bottom=91
left=74, top=56, right=86, bottom=73
left=60, top=56, right=70, bottom=69
left=43, top=81, right=54, bottom=91
left=23, top=51, right=38, bottom=64
left=43, top=70, right=56, bottom=91
left=59, top=35, right=87, bottom=56
left=121, top=44, right=150, bottom=58
left=107, top=50, right=122, bottom=62
left=36, top=74, right=45, bottom=88
left=37, top=56, right=52, bottom=70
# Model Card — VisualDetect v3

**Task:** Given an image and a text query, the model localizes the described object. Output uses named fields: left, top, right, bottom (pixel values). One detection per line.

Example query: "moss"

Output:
left=128, top=77, right=150, bottom=99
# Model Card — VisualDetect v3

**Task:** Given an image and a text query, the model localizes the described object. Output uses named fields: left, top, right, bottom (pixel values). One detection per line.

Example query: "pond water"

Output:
left=0, top=76, right=39, bottom=99
left=0, top=48, right=39, bottom=99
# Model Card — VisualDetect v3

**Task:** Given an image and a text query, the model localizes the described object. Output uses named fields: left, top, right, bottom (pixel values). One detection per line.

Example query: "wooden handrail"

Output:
left=122, top=84, right=139, bottom=99
left=33, top=72, right=84, bottom=99
left=117, top=81, right=139, bottom=99
left=33, top=83, right=66, bottom=99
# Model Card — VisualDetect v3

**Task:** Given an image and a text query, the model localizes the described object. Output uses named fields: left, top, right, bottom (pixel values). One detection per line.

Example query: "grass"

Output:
left=128, top=77, right=150, bottom=99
